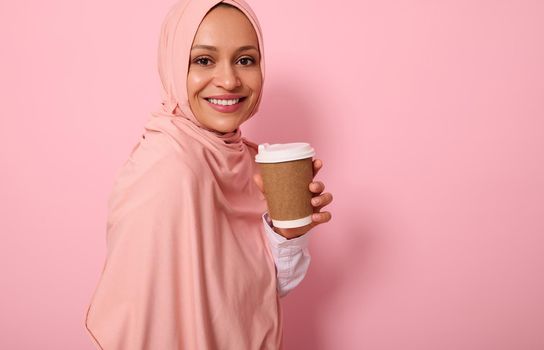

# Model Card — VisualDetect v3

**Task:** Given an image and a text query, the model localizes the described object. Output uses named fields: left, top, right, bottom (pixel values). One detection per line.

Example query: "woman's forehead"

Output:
left=192, top=6, right=259, bottom=48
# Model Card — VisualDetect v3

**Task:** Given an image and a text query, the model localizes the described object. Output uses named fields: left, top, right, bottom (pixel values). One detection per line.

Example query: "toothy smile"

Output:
left=206, top=98, right=241, bottom=106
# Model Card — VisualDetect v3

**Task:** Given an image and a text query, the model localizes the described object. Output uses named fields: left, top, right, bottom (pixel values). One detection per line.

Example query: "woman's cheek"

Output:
left=250, top=69, right=263, bottom=90
left=187, top=70, right=208, bottom=96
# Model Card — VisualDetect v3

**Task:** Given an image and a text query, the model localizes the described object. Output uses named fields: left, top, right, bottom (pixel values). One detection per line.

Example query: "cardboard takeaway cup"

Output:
left=255, top=143, right=316, bottom=229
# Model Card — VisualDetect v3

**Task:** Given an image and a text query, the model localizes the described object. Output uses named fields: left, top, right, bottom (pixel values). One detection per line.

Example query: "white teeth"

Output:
left=206, top=98, right=241, bottom=106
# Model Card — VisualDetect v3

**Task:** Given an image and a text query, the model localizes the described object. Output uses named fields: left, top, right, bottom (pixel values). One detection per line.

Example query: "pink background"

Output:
left=1, top=0, right=543, bottom=349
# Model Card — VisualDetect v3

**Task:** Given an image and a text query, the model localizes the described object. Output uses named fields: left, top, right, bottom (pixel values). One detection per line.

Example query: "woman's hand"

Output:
left=253, top=159, right=333, bottom=239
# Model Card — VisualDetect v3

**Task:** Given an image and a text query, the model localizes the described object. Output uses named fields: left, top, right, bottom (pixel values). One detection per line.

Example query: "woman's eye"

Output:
left=192, top=56, right=255, bottom=67
left=194, top=57, right=212, bottom=66
left=238, top=57, right=255, bottom=66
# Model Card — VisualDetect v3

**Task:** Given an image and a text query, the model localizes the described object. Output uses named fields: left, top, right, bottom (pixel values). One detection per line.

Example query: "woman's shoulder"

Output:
left=114, top=131, right=198, bottom=191
left=106, top=131, right=201, bottom=228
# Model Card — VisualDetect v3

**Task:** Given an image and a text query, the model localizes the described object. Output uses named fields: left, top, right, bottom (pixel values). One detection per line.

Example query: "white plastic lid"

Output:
left=255, top=142, right=315, bottom=163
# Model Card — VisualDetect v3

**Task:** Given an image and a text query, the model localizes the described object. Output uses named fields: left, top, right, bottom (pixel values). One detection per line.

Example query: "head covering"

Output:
left=156, top=0, right=265, bottom=132
left=84, top=1, right=283, bottom=349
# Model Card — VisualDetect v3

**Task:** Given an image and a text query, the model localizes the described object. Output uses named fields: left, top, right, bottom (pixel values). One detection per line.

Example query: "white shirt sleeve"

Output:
left=262, top=212, right=313, bottom=297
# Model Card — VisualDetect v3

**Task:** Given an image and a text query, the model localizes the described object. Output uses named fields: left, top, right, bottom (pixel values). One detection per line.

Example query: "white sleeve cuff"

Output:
left=262, top=212, right=313, bottom=297
left=262, top=212, right=312, bottom=249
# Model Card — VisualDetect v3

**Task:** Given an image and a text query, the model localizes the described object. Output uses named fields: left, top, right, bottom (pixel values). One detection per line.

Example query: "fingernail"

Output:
left=312, top=198, right=319, bottom=205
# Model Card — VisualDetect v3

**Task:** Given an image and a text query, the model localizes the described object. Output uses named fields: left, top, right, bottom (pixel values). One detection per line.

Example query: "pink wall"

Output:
left=1, top=0, right=543, bottom=349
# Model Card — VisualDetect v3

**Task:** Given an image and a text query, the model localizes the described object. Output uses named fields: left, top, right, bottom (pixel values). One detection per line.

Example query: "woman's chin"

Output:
left=193, top=110, right=249, bottom=134
left=207, top=122, right=239, bottom=135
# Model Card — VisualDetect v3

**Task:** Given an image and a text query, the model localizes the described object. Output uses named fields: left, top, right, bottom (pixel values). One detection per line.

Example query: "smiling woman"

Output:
left=187, top=4, right=263, bottom=134
left=84, top=0, right=334, bottom=349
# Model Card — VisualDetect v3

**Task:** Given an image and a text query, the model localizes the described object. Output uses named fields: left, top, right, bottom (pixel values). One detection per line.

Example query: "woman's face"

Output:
left=187, top=6, right=262, bottom=134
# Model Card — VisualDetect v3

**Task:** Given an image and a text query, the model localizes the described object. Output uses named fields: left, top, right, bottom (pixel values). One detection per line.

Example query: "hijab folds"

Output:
left=85, top=0, right=283, bottom=348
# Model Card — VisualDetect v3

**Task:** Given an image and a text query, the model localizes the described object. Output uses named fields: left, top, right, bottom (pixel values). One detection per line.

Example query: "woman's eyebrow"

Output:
left=191, top=44, right=258, bottom=53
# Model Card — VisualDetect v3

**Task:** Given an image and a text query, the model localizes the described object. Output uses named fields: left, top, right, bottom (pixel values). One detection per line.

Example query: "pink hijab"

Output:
left=84, top=1, right=283, bottom=349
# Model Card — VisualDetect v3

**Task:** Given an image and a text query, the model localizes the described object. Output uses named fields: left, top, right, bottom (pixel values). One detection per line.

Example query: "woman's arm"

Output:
left=85, top=142, right=199, bottom=350
left=262, top=212, right=313, bottom=297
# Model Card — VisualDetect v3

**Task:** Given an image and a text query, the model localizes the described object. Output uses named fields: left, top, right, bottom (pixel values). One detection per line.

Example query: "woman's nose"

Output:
left=213, top=63, right=241, bottom=90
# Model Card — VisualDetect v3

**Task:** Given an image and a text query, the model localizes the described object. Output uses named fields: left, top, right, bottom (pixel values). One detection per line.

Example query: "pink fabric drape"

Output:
left=85, top=1, right=283, bottom=348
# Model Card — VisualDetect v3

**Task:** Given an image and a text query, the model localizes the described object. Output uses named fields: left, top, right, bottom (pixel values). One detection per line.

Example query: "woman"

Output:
left=84, top=0, right=333, bottom=349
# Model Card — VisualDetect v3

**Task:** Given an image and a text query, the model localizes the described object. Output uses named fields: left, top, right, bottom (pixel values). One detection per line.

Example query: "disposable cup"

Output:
left=255, top=142, right=316, bottom=228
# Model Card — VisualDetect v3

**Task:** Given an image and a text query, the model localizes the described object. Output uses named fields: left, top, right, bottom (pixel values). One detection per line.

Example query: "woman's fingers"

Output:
left=313, top=159, right=323, bottom=177
left=312, top=211, right=332, bottom=224
left=309, top=181, right=325, bottom=194
left=311, top=192, right=333, bottom=210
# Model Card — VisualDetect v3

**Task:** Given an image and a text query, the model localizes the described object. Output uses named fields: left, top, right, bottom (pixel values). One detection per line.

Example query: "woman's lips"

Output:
left=204, top=97, right=246, bottom=113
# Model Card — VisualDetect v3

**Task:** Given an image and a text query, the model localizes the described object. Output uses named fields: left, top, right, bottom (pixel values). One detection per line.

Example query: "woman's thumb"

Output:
left=253, top=173, right=264, bottom=194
